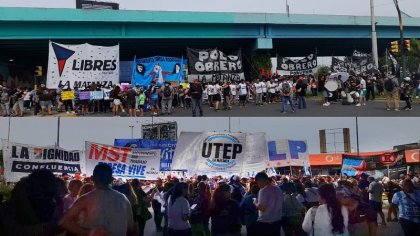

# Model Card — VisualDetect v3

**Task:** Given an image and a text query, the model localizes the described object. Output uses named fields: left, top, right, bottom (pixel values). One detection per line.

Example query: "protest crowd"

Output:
left=0, top=163, right=418, bottom=236
left=1, top=71, right=419, bottom=117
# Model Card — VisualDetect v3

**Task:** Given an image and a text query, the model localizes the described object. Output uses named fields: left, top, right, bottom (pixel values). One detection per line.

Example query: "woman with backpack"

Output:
left=302, top=183, right=349, bottom=236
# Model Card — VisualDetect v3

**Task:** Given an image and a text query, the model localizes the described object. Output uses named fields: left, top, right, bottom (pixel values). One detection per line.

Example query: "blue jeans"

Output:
left=282, top=96, right=295, bottom=112
left=298, top=95, right=306, bottom=109
left=191, top=98, right=203, bottom=117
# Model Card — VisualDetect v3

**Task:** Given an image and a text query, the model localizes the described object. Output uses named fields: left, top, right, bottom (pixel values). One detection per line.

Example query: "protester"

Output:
left=302, top=183, right=349, bottom=236
left=368, top=176, right=386, bottom=226
left=189, top=79, right=204, bottom=117
left=167, top=182, right=191, bottom=236
left=240, top=183, right=260, bottom=236
left=59, top=163, right=136, bottom=236
left=384, top=180, right=401, bottom=222
left=400, top=77, right=413, bottom=111
left=253, top=172, right=283, bottom=236
left=63, top=179, right=83, bottom=212
left=189, top=181, right=211, bottom=236
left=280, top=77, right=296, bottom=113
left=391, top=179, right=420, bottom=236
left=210, top=183, right=242, bottom=236
left=238, top=80, right=248, bottom=107
left=253, top=79, right=264, bottom=106
left=162, top=81, right=174, bottom=115
left=295, top=76, right=307, bottom=109
left=124, top=84, right=138, bottom=117
left=282, top=182, right=306, bottom=236
left=384, top=76, right=400, bottom=111
left=147, top=81, right=160, bottom=116
left=229, top=175, right=246, bottom=203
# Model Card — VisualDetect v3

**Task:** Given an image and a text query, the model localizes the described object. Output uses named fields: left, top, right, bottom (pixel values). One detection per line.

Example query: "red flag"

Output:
left=268, top=69, right=272, bottom=77
left=261, top=68, right=266, bottom=77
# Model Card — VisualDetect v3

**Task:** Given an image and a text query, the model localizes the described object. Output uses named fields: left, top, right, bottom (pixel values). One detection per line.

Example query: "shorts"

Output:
left=369, top=200, right=383, bottom=213
left=213, top=94, right=221, bottom=101
left=150, top=98, right=158, bottom=107
left=113, top=99, right=121, bottom=106
left=239, top=95, right=247, bottom=101
left=349, top=91, right=360, bottom=98
left=127, top=100, right=136, bottom=109
left=40, top=100, right=52, bottom=109
left=138, top=104, right=145, bottom=109
left=360, top=89, right=367, bottom=98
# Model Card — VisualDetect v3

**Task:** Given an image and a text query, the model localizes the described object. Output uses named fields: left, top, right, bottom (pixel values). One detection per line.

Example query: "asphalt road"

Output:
left=143, top=208, right=404, bottom=236
left=26, top=97, right=420, bottom=117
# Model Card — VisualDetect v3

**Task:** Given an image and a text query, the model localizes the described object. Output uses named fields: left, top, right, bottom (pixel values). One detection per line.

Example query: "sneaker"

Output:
left=416, top=96, right=419, bottom=99
left=66, top=111, right=70, bottom=114
left=153, top=112, right=157, bottom=116
left=282, top=111, right=286, bottom=114
left=394, top=109, right=399, bottom=111
left=122, top=109, right=126, bottom=113
left=356, top=103, right=361, bottom=107
left=292, top=110, right=296, bottom=113
left=386, top=108, right=391, bottom=111
left=363, top=103, right=366, bottom=106
left=407, top=108, right=413, bottom=111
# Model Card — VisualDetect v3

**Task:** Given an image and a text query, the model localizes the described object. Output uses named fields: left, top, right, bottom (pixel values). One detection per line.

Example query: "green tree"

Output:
left=249, top=51, right=272, bottom=81
left=380, top=38, right=420, bottom=74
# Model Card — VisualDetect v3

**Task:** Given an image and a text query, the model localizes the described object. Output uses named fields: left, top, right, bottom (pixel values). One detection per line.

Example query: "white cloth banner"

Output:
left=267, top=139, right=310, bottom=167
left=1, top=139, right=85, bottom=182
left=85, top=141, right=160, bottom=180
left=47, top=41, right=119, bottom=89
left=172, top=132, right=268, bottom=175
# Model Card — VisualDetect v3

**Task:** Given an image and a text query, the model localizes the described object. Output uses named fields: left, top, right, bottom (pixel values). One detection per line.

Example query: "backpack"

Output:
left=282, top=82, right=291, bottom=94
left=230, top=184, right=244, bottom=203
left=163, top=86, right=172, bottom=97
left=384, top=79, right=395, bottom=92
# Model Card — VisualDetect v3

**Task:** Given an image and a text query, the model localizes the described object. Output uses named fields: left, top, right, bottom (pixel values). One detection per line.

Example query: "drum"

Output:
left=324, top=80, right=339, bottom=92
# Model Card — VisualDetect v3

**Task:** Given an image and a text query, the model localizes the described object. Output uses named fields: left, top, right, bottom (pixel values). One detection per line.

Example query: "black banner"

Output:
left=386, top=50, right=399, bottom=75
left=277, top=53, right=317, bottom=75
left=350, top=50, right=377, bottom=75
left=11, top=161, right=82, bottom=174
left=187, top=48, right=244, bottom=83
left=331, top=57, right=350, bottom=73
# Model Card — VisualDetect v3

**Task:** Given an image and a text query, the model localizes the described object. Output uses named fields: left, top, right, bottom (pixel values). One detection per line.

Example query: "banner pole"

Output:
left=289, top=165, right=293, bottom=177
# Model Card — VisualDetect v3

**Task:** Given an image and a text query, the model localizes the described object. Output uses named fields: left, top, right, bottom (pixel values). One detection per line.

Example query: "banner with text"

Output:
left=132, top=56, right=184, bottom=88
left=85, top=141, right=160, bottom=180
left=277, top=53, right=317, bottom=75
left=47, top=41, right=119, bottom=89
left=172, top=132, right=268, bottom=175
left=350, top=50, right=377, bottom=75
left=267, top=140, right=310, bottom=167
left=114, top=139, right=177, bottom=171
left=2, top=140, right=85, bottom=182
left=187, top=48, right=245, bottom=83
left=331, top=57, right=350, bottom=73
left=341, top=151, right=405, bottom=179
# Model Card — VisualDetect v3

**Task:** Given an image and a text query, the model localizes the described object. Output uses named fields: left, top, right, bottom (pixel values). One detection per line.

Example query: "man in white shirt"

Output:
left=368, top=177, right=386, bottom=226
left=360, top=77, right=367, bottom=106
left=207, top=83, right=215, bottom=107
left=238, top=80, right=248, bottom=107
left=253, top=79, right=263, bottom=106
left=229, top=82, right=238, bottom=105
left=254, top=172, right=283, bottom=235
left=60, top=164, right=136, bottom=236
left=261, top=80, right=268, bottom=103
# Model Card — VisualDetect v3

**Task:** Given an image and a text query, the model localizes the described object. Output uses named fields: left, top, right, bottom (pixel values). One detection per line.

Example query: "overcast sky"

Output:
left=1, top=117, right=419, bottom=154
left=0, top=0, right=419, bottom=17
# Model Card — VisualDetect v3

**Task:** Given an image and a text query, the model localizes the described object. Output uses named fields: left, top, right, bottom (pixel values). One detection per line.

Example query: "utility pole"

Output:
left=394, top=0, right=407, bottom=78
left=286, top=0, right=290, bottom=17
left=370, top=0, right=379, bottom=69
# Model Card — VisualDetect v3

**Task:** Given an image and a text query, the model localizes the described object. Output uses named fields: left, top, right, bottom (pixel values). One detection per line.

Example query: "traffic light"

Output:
left=404, top=40, right=411, bottom=52
left=390, top=41, right=399, bottom=54
left=34, top=66, right=42, bottom=77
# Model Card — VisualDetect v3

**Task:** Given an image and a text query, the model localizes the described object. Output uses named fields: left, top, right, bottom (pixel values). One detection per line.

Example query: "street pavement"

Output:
left=143, top=208, right=404, bottom=236
left=25, top=97, right=420, bottom=117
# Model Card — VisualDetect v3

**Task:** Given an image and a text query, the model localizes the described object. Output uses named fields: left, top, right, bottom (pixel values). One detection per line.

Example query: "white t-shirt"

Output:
left=239, top=83, right=247, bottom=95
left=230, top=84, right=237, bottom=95
left=269, top=82, right=276, bottom=93
left=360, top=79, right=366, bottom=89
left=23, top=92, right=31, bottom=101
left=207, top=85, right=215, bottom=95
left=257, top=185, right=283, bottom=223
left=168, top=196, right=191, bottom=230
left=262, top=82, right=268, bottom=93
left=302, top=205, right=349, bottom=236
left=214, top=84, right=222, bottom=95
left=78, top=189, right=134, bottom=236
left=254, top=82, right=263, bottom=94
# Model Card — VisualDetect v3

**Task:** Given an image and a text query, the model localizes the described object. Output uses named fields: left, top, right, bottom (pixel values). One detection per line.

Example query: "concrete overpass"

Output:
left=0, top=7, right=419, bottom=64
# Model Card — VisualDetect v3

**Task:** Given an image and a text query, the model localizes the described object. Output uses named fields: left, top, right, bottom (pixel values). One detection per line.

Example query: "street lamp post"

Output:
left=370, top=0, right=379, bottom=69
left=394, top=0, right=407, bottom=78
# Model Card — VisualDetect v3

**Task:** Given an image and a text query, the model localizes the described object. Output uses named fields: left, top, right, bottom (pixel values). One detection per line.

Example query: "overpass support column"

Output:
left=254, top=38, right=273, bottom=50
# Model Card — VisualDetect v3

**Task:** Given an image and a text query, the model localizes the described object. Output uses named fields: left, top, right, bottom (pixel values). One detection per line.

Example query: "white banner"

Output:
left=267, top=139, right=310, bottom=167
left=172, top=132, right=268, bottom=175
left=85, top=141, right=160, bottom=180
left=47, top=42, right=119, bottom=89
left=2, top=139, right=85, bottom=182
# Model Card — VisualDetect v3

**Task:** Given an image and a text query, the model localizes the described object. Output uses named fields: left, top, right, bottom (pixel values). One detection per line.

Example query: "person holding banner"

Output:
left=62, top=87, right=74, bottom=114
